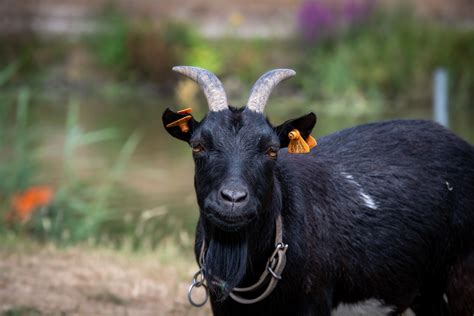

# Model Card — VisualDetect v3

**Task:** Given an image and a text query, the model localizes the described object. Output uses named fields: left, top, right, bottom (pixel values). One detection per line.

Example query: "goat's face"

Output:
left=190, top=109, right=278, bottom=231
left=163, top=67, right=316, bottom=232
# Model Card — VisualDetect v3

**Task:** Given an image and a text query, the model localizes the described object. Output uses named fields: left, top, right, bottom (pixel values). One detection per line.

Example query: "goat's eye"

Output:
left=192, top=144, right=205, bottom=154
left=266, top=147, right=278, bottom=159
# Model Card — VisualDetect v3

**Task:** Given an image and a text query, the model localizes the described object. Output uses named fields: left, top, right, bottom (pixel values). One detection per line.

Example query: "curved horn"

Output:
left=172, top=66, right=228, bottom=112
left=246, top=69, right=296, bottom=113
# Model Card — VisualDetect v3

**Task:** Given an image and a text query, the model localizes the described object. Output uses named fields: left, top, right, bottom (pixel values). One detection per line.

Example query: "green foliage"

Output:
left=184, top=44, right=223, bottom=74
left=212, top=38, right=269, bottom=85
left=0, top=34, right=38, bottom=79
left=0, top=63, right=19, bottom=87
left=88, top=12, right=223, bottom=84
left=1, top=306, right=42, bottom=316
left=297, top=8, right=474, bottom=112
left=88, top=11, right=130, bottom=72
left=0, top=87, right=40, bottom=236
left=127, top=21, right=223, bottom=85
left=164, top=22, right=223, bottom=73
left=0, top=33, right=67, bottom=82
left=0, top=89, right=197, bottom=250
left=25, top=102, right=142, bottom=246
left=0, top=88, right=37, bottom=196
left=85, top=8, right=474, bottom=114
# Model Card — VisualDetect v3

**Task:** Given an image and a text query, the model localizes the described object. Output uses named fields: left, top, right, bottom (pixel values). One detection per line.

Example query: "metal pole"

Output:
left=433, top=68, right=449, bottom=127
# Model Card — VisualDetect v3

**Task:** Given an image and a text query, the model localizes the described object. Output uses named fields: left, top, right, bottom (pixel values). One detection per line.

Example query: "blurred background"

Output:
left=0, top=0, right=473, bottom=315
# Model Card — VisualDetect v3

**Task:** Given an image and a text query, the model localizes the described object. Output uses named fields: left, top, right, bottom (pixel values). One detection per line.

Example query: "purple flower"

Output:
left=297, top=0, right=376, bottom=43
left=297, top=0, right=336, bottom=42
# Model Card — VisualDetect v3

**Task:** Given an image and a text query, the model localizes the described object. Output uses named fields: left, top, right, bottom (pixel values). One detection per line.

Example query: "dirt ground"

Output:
left=0, top=243, right=411, bottom=316
left=0, top=243, right=210, bottom=316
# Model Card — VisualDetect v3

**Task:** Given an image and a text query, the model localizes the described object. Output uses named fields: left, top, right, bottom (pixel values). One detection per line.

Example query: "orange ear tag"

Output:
left=177, top=108, right=193, bottom=115
left=306, top=135, right=317, bottom=149
left=288, top=129, right=310, bottom=154
left=166, top=115, right=193, bottom=133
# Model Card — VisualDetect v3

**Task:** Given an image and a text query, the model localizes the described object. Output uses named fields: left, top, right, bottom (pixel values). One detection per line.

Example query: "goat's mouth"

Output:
left=204, top=207, right=256, bottom=232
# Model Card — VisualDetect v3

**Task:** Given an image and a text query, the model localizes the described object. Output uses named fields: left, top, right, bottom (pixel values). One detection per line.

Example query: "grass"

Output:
left=0, top=234, right=208, bottom=316
left=1, top=90, right=134, bottom=247
left=0, top=232, right=194, bottom=268
left=0, top=84, right=200, bottom=251
left=1, top=307, right=42, bottom=316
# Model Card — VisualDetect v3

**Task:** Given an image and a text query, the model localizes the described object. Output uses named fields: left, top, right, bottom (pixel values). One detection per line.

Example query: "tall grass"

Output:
left=0, top=82, right=198, bottom=251
left=0, top=88, right=35, bottom=202
left=0, top=91, right=155, bottom=248
left=30, top=101, right=143, bottom=246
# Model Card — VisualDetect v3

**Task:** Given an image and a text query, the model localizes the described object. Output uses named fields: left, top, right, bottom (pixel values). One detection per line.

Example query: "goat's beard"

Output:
left=204, top=232, right=248, bottom=302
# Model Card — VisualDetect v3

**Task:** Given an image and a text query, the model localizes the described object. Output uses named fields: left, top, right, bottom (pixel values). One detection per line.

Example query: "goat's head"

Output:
left=163, top=67, right=316, bottom=233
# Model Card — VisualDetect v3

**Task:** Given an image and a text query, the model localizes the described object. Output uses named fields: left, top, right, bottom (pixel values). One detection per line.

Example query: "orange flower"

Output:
left=8, top=186, right=54, bottom=222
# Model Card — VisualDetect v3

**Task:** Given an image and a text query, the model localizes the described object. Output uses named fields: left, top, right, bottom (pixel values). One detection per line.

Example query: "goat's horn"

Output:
left=246, top=69, right=296, bottom=113
left=172, top=66, right=228, bottom=112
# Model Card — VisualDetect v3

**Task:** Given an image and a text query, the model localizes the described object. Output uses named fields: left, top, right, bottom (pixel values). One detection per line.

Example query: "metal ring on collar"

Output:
left=192, top=270, right=205, bottom=286
left=188, top=282, right=209, bottom=307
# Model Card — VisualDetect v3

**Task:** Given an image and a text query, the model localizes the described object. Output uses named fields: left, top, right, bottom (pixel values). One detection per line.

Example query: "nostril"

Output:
left=234, top=190, right=247, bottom=203
left=220, top=188, right=248, bottom=203
left=221, top=189, right=234, bottom=202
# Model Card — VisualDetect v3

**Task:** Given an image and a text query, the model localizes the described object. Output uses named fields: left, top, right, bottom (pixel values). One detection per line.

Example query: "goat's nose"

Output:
left=220, top=188, right=248, bottom=204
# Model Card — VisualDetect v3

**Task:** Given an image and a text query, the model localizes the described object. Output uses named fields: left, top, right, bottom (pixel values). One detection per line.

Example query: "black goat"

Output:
left=162, top=66, right=474, bottom=316
left=446, top=252, right=474, bottom=315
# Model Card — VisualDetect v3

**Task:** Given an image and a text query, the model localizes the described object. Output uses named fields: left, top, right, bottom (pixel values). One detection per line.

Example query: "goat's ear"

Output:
left=162, top=108, right=199, bottom=143
left=274, top=112, right=317, bottom=148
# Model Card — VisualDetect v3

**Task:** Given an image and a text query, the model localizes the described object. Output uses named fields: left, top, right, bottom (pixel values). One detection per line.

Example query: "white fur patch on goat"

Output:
left=341, top=172, right=378, bottom=210
left=334, top=299, right=403, bottom=316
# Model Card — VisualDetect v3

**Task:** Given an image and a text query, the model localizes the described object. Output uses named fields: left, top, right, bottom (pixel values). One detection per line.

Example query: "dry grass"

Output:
left=0, top=239, right=210, bottom=316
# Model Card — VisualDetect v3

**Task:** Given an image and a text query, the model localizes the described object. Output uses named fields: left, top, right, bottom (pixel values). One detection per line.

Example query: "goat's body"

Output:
left=202, top=120, right=474, bottom=315
left=447, top=252, right=474, bottom=315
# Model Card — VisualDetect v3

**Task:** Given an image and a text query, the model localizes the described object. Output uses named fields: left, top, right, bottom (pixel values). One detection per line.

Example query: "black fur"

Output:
left=163, top=107, right=474, bottom=316
left=446, top=252, right=474, bottom=315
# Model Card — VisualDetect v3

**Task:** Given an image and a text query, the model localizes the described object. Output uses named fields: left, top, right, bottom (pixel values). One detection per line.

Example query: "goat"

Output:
left=162, top=66, right=474, bottom=316
left=446, top=252, right=474, bottom=315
